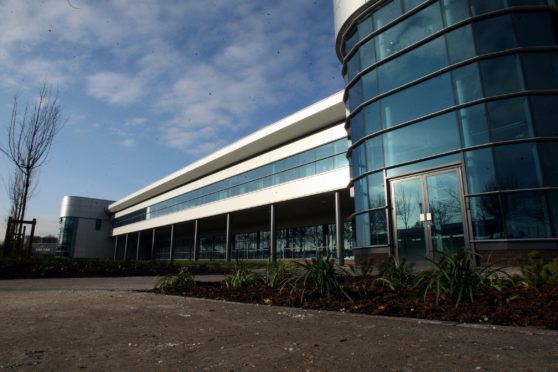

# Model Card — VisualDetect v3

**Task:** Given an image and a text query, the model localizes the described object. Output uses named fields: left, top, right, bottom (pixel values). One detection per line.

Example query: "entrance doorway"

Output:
left=390, top=168, right=467, bottom=264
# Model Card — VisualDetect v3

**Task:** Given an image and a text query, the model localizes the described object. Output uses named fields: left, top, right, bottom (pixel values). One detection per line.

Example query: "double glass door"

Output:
left=391, top=168, right=467, bottom=263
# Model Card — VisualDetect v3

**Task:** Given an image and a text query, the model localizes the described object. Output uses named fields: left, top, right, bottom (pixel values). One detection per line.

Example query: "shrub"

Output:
left=287, top=251, right=351, bottom=302
left=518, top=251, right=558, bottom=286
left=222, top=261, right=263, bottom=289
left=262, top=262, right=294, bottom=289
left=373, top=256, right=415, bottom=290
left=156, top=266, right=194, bottom=293
left=358, top=257, right=375, bottom=277
left=416, top=250, right=512, bottom=306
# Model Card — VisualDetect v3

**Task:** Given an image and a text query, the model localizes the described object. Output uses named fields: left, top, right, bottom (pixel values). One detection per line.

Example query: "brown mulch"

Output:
left=156, top=280, right=558, bottom=330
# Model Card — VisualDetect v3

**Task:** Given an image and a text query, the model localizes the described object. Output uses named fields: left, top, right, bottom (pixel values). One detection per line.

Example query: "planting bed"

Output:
left=156, top=279, right=558, bottom=330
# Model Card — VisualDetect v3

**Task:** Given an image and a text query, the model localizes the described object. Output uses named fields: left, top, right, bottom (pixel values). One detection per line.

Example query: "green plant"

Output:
left=358, top=257, right=375, bottom=277
left=416, top=250, right=511, bottom=306
left=287, top=251, right=351, bottom=302
left=518, top=251, right=558, bottom=286
left=373, top=256, right=415, bottom=290
left=156, top=266, right=194, bottom=293
left=263, top=262, right=294, bottom=288
left=222, top=261, right=263, bottom=289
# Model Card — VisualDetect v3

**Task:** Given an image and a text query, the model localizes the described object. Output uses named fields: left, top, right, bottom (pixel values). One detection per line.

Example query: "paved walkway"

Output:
left=0, top=277, right=556, bottom=371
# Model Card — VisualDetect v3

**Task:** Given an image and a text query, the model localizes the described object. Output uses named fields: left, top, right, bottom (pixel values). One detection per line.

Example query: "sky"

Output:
left=0, top=0, right=343, bottom=238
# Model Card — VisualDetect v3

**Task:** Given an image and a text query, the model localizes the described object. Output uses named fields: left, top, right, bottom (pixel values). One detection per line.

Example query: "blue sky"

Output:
left=0, top=0, right=343, bottom=237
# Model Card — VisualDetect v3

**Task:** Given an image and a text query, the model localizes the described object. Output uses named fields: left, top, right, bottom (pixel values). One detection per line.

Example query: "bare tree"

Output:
left=1, top=83, right=64, bottom=227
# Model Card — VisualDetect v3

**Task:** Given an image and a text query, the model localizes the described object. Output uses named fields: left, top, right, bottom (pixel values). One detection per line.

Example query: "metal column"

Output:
left=225, top=213, right=232, bottom=262
left=335, top=191, right=345, bottom=266
left=151, top=228, right=156, bottom=260
left=113, top=235, right=119, bottom=260
left=270, top=204, right=277, bottom=263
left=169, top=224, right=175, bottom=261
left=123, top=234, right=129, bottom=260
left=136, top=231, right=141, bottom=261
left=193, top=220, right=199, bottom=261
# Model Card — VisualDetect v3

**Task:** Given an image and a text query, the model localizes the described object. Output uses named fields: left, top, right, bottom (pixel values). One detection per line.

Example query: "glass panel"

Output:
left=365, top=136, right=384, bottom=172
left=486, top=97, right=533, bottom=141
left=464, top=148, right=497, bottom=193
left=354, top=211, right=388, bottom=247
left=345, top=29, right=360, bottom=55
left=382, top=73, right=454, bottom=127
left=539, top=141, right=558, bottom=187
left=364, top=102, right=382, bottom=135
left=358, top=14, right=373, bottom=39
left=354, top=177, right=368, bottom=212
left=503, top=192, right=551, bottom=238
left=522, top=52, right=558, bottom=90
left=378, top=36, right=447, bottom=93
left=384, top=112, right=460, bottom=167
left=452, top=63, right=483, bottom=104
left=474, top=15, right=516, bottom=55
left=446, top=25, right=476, bottom=64
left=373, top=0, right=402, bottom=30
left=367, top=171, right=386, bottom=209
left=481, top=55, right=524, bottom=97
left=362, top=70, right=378, bottom=101
left=494, top=142, right=542, bottom=190
left=549, top=192, right=558, bottom=237
left=469, top=195, right=504, bottom=239
left=514, top=12, right=556, bottom=46
left=376, top=2, right=443, bottom=60
left=359, top=39, right=376, bottom=70
left=346, top=54, right=361, bottom=82
left=531, top=96, right=558, bottom=137
left=386, top=153, right=461, bottom=178
left=403, top=0, right=425, bottom=11
left=459, top=103, right=489, bottom=147
left=393, top=178, right=426, bottom=261
left=441, top=0, right=469, bottom=27
left=352, top=143, right=367, bottom=177
left=427, top=170, right=466, bottom=257
left=348, top=78, right=363, bottom=112
left=469, top=0, right=507, bottom=15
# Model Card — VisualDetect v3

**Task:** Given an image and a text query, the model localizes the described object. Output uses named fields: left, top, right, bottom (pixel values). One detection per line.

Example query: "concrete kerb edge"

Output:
left=148, top=292, right=558, bottom=337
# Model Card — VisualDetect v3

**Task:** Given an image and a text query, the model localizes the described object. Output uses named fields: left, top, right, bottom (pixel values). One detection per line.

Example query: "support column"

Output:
left=225, top=213, right=232, bottom=262
left=136, top=231, right=141, bottom=261
left=270, top=204, right=277, bottom=263
left=193, top=220, right=199, bottom=261
left=169, top=224, right=175, bottom=261
left=151, top=228, right=156, bottom=260
left=123, top=234, right=129, bottom=260
left=335, top=191, right=345, bottom=266
left=113, top=235, right=119, bottom=260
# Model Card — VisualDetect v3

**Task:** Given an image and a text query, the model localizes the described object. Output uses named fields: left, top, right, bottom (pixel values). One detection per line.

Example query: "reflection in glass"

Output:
left=481, top=55, right=524, bottom=97
left=486, top=97, right=533, bottom=141
left=393, top=178, right=426, bottom=261
left=494, top=143, right=541, bottom=190
left=538, top=141, right=558, bottom=187
left=446, top=25, right=475, bottom=64
left=459, top=103, right=489, bottom=147
left=503, top=192, right=551, bottom=238
left=464, top=148, right=497, bottom=194
left=384, top=112, right=460, bottom=167
left=441, top=0, right=469, bottom=27
left=452, top=63, right=482, bottom=104
left=427, top=171, right=465, bottom=257
left=522, top=52, right=558, bottom=90
left=469, top=195, right=504, bottom=239
left=531, top=96, right=558, bottom=137
left=474, top=15, right=516, bottom=55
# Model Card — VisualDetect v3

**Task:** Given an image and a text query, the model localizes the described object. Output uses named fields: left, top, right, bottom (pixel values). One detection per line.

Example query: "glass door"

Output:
left=391, top=168, right=467, bottom=264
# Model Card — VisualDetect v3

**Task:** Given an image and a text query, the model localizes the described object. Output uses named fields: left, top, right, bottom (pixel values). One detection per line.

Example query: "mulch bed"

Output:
left=156, top=280, right=558, bottom=330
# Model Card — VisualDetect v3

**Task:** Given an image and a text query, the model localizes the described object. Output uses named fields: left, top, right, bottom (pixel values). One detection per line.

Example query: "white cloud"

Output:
left=121, top=138, right=136, bottom=148
left=86, top=72, right=144, bottom=105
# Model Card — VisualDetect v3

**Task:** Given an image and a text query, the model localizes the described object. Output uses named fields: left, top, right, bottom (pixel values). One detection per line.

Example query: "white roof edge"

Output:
left=109, top=91, right=346, bottom=213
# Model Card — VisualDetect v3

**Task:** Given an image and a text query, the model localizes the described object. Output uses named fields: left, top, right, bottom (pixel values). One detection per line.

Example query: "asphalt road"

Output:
left=0, top=277, right=556, bottom=371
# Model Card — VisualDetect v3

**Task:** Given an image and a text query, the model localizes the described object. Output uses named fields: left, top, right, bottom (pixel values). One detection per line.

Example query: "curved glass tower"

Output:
left=334, top=0, right=558, bottom=264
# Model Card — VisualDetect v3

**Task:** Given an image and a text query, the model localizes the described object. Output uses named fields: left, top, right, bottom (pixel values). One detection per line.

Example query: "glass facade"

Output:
left=340, top=0, right=558, bottom=257
left=56, top=217, right=78, bottom=256
left=115, top=138, right=348, bottom=228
